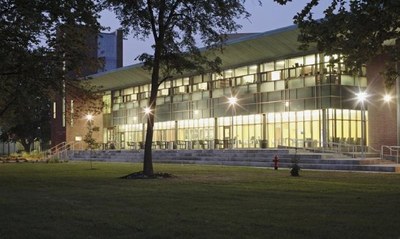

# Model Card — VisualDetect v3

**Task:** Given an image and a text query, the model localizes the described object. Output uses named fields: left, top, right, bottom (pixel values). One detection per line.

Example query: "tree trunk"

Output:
left=143, top=105, right=155, bottom=176
left=19, top=139, right=31, bottom=153
left=142, top=49, right=161, bottom=176
left=142, top=6, right=166, bottom=176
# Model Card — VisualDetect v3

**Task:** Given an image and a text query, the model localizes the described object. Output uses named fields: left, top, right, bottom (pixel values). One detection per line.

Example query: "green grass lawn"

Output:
left=1, top=162, right=400, bottom=239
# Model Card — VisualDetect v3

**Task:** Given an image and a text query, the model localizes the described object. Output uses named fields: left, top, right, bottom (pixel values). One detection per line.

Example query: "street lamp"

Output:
left=228, top=96, right=238, bottom=149
left=356, top=91, right=368, bottom=159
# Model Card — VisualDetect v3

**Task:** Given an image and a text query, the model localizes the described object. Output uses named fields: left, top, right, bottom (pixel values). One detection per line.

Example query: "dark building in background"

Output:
left=50, top=30, right=123, bottom=148
left=98, top=31, right=123, bottom=72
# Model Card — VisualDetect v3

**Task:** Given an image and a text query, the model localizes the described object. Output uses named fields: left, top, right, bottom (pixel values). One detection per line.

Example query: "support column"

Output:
left=322, top=109, right=328, bottom=148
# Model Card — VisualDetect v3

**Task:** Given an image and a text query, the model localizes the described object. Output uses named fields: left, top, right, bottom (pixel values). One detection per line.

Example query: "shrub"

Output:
left=290, top=164, right=300, bottom=176
left=47, top=157, right=60, bottom=163
left=22, top=151, right=43, bottom=161
left=290, top=153, right=301, bottom=177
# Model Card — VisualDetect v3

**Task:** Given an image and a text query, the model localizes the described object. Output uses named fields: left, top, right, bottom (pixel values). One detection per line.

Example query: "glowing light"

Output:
left=383, top=94, right=392, bottom=103
left=144, top=107, right=152, bottom=115
left=356, top=91, right=368, bottom=102
left=85, top=114, right=94, bottom=121
left=228, top=96, right=238, bottom=106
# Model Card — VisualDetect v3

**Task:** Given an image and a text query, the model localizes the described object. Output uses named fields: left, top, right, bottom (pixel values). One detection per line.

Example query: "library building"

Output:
left=60, top=25, right=398, bottom=153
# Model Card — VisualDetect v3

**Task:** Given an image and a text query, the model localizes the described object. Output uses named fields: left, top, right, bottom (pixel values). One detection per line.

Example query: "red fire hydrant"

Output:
left=273, top=154, right=279, bottom=170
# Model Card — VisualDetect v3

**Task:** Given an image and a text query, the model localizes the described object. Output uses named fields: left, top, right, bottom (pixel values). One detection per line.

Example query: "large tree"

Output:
left=0, top=0, right=103, bottom=149
left=106, top=0, right=252, bottom=176
left=274, top=0, right=400, bottom=86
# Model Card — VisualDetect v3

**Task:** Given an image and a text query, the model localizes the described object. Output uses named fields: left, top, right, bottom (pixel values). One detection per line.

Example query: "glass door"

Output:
left=223, top=126, right=231, bottom=148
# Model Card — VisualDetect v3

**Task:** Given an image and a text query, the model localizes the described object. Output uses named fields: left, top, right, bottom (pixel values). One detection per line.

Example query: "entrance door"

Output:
left=223, top=126, right=231, bottom=148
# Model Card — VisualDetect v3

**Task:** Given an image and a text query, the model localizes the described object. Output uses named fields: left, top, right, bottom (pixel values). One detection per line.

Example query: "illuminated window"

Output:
left=53, top=102, right=56, bottom=119
left=124, top=87, right=133, bottom=95
left=102, top=95, right=111, bottom=114
left=193, top=75, right=202, bottom=84
left=304, top=54, right=316, bottom=65
left=262, top=62, right=274, bottom=72
left=198, top=82, right=208, bottom=90
left=271, top=71, right=281, bottom=81
left=275, top=60, right=285, bottom=70
left=161, top=89, right=169, bottom=96
left=235, top=66, right=248, bottom=77
left=224, top=69, right=234, bottom=78
left=242, top=75, right=254, bottom=84
left=249, top=65, right=258, bottom=74
left=70, top=100, right=74, bottom=126
left=289, top=57, right=303, bottom=67
left=62, top=97, right=66, bottom=127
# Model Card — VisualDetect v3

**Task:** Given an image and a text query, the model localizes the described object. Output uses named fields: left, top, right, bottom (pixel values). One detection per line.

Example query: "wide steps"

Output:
left=67, top=149, right=400, bottom=173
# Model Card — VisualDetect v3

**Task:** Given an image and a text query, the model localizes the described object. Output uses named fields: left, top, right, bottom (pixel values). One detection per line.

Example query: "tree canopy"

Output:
left=275, top=0, right=400, bottom=87
left=0, top=0, right=103, bottom=149
left=106, top=0, right=253, bottom=176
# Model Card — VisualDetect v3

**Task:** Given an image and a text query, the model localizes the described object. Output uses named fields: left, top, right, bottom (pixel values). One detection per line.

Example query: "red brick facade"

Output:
left=367, top=55, right=398, bottom=150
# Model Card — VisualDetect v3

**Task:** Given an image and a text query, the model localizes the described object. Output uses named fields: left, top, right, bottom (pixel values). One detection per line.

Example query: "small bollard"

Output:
left=273, top=154, right=279, bottom=170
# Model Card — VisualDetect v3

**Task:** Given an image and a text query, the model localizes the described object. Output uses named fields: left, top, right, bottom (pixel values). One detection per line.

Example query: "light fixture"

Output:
left=85, top=113, right=94, bottom=121
left=383, top=94, right=392, bottom=103
left=228, top=96, right=238, bottom=106
left=144, top=107, right=152, bottom=115
left=356, top=91, right=368, bottom=103
left=355, top=91, right=368, bottom=160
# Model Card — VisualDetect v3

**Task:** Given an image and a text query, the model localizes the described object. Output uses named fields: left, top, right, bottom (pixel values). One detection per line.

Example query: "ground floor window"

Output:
left=107, top=108, right=367, bottom=150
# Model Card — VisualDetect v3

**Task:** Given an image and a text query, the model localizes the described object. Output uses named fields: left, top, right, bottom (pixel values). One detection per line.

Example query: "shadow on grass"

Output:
left=120, top=171, right=175, bottom=179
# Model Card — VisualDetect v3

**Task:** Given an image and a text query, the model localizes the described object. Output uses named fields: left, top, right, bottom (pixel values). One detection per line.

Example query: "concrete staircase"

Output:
left=67, top=149, right=400, bottom=173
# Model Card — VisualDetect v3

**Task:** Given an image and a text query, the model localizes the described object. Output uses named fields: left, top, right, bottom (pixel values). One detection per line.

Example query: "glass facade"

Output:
left=102, top=53, right=368, bottom=150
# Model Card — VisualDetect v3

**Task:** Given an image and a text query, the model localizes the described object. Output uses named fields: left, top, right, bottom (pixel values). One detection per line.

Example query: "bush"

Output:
left=47, top=157, right=60, bottom=163
left=290, top=153, right=300, bottom=177
left=290, top=164, right=300, bottom=176
left=22, top=151, right=43, bottom=161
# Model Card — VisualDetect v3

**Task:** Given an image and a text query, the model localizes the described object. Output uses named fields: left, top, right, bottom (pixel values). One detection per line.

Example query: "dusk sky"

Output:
left=99, top=1, right=329, bottom=66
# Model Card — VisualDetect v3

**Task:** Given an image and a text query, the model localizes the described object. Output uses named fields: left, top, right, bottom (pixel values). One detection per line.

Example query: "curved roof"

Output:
left=88, top=25, right=317, bottom=91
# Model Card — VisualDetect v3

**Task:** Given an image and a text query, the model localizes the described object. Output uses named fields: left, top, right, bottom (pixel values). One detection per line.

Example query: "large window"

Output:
left=102, top=94, right=111, bottom=114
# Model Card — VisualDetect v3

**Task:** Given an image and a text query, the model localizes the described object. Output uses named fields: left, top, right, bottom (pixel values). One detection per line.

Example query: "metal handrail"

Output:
left=286, top=138, right=370, bottom=156
left=42, top=141, right=66, bottom=160
left=381, top=145, right=400, bottom=163
left=44, top=141, right=83, bottom=161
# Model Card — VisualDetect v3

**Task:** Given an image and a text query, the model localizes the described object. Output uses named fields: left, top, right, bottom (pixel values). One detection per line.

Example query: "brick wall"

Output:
left=367, top=55, right=398, bottom=149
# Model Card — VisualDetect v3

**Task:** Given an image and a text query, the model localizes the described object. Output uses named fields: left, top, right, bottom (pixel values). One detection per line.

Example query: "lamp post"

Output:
left=356, top=91, right=368, bottom=159
left=228, top=96, right=237, bottom=149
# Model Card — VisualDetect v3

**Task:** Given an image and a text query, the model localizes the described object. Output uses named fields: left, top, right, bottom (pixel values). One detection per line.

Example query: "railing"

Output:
left=323, top=142, right=367, bottom=155
left=381, top=145, right=400, bottom=163
left=44, top=141, right=83, bottom=161
left=285, top=138, right=374, bottom=156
